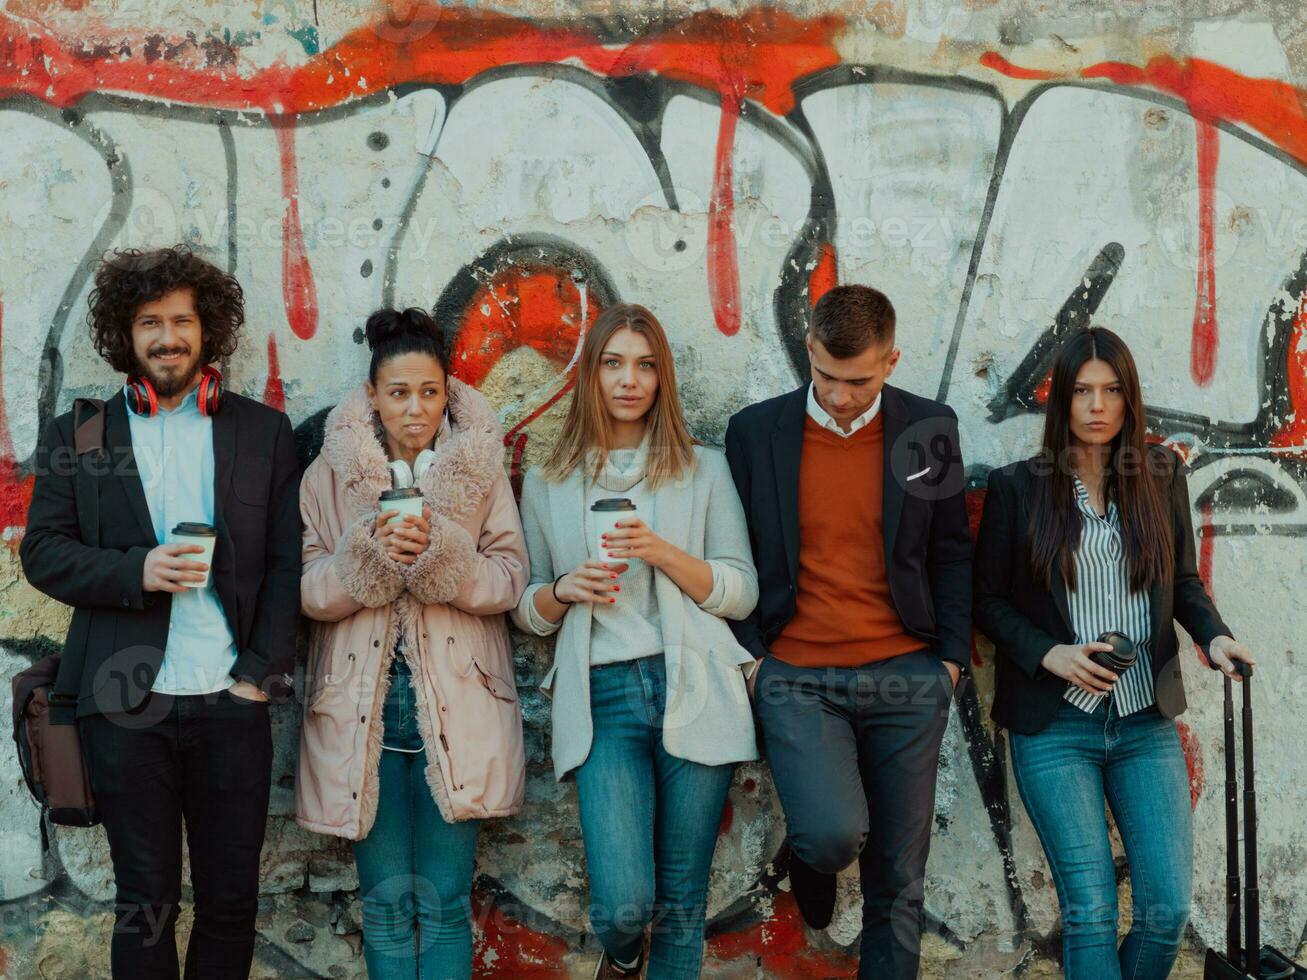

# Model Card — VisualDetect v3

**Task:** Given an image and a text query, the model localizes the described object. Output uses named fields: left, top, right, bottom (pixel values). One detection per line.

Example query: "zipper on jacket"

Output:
left=417, top=629, right=461, bottom=792
left=357, top=605, right=395, bottom=813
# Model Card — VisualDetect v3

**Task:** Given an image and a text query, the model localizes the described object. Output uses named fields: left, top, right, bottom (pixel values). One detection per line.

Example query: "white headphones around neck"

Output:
left=388, top=449, right=438, bottom=490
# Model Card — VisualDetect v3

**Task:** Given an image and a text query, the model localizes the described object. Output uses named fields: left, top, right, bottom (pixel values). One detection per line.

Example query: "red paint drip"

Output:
left=1191, top=119, right=1220, bottom=386
left=1270, top=285, right=1307, bottom=451
left=273, top=119, right=318, bottom=341
left=978, top=51, right=1059, bottom=81
left=0, top=298, right=35, bottom=542
left=808, top=241, right=838, bottom=307
left=1175, top=719, right=1204, bottom=809
left=708, top=93, right=742, bottom=337
left=262, top=334, right=286, bottom=411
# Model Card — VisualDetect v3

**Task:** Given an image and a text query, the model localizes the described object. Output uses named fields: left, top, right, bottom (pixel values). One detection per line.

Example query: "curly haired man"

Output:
left=20, top=246, right=302, bottom=980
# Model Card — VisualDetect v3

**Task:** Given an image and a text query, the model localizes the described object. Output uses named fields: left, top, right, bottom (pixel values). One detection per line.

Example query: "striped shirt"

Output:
left=1063, top=477, right=1156, bottom=716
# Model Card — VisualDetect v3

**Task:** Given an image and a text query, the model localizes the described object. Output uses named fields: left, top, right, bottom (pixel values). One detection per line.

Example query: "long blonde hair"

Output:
left=542, top=303, right=698, bottom=488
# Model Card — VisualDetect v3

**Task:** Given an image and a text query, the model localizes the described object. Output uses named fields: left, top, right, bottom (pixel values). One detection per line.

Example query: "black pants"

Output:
left=79, top=689, right=273, bottom=980
left=753, top=648, right=953, bottom=980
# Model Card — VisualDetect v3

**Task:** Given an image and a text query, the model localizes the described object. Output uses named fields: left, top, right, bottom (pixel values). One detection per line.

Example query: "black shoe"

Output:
left=786, top=845, right=836, bottom=930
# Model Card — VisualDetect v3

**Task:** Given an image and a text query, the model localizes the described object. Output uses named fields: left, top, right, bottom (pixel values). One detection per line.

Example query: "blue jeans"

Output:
left=574, top=655, right=735, bottom=979
left=352, top=659, right=480, bottom=980
left=1010, top=699, right=1193, bottom=980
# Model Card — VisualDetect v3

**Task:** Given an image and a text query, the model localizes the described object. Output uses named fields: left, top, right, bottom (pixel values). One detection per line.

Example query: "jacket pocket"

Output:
left=472, top=658, right=517, bottom=703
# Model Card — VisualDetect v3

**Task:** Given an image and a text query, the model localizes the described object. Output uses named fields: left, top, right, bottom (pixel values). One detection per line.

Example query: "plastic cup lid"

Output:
left=591, top=498, right=637, bottom=512
left=172, top=522, right=216, bottom=536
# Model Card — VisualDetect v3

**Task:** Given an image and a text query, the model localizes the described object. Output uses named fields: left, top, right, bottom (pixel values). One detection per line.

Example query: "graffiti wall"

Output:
left=1, top=1, right=1305, bottom=976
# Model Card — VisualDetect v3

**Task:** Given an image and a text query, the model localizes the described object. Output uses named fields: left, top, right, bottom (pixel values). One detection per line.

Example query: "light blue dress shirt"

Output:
left=126, top=384, right=237, bottom=695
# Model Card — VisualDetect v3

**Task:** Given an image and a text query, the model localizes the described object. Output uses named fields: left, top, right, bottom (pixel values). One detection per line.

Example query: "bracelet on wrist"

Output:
left=552, top=573, right=573, bottom=606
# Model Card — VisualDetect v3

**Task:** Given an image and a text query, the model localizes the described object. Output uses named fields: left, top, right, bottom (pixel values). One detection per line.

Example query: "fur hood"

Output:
left=320, top=376, right=505, bottom=521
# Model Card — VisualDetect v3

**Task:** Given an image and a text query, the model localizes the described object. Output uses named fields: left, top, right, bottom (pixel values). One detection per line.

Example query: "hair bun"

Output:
left=363, top=307, right=439, bottom=352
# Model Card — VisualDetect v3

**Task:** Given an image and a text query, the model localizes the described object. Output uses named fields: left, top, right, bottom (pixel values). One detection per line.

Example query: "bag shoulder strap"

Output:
left=71, top=398, right=106, bottom=548
left=49, top=398, right=108, bottom=717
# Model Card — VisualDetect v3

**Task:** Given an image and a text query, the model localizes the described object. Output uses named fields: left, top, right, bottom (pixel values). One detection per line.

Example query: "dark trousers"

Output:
left=753, top=648, right=953, bottom=980
left=79, top=689, right=273, bottom=980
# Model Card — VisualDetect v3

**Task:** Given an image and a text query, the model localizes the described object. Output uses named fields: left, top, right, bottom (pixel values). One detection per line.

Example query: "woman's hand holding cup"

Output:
left=1041, top=642, right=1120, bottom=696
left=375, top=506, right=432, bottom=565
left=555, top=560, right=625, bottom=605
left=602, top=518, right=670, bottom=567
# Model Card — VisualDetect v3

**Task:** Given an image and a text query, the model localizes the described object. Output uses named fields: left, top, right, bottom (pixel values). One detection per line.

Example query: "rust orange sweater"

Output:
left=770, top=415, right=927, bottom=668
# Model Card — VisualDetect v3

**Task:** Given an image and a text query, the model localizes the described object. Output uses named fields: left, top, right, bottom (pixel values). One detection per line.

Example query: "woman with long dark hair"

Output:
left=974, top=326, right=1254, bottom=979
left=511, top=303, right=759, bottom=979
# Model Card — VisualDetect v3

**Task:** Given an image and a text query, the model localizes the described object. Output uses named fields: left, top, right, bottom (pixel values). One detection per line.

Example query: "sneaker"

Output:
left=786, top=844, right=837, bottom=930
left=592, top=947, right=645, bottom=979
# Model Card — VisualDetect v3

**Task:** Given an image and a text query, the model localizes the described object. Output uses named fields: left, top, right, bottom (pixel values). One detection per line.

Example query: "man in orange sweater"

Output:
left=724, top=285, right=972, bottom=979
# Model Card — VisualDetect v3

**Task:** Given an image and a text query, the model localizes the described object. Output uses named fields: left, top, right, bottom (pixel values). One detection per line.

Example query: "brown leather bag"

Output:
left=12, top=655, right=98, bottom=844
left=11, top=398, right=106, bottom=845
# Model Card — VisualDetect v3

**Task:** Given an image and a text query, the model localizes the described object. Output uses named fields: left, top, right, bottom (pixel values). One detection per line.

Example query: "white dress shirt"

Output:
left=806, top=383, right=882, bottom=437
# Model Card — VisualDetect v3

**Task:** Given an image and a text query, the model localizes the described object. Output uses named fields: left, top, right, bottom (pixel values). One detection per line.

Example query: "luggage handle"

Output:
left=1223, top=661, right=1259, bottom=977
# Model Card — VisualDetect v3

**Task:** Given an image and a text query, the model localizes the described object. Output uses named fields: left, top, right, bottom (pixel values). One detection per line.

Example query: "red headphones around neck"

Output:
left=125, top=365, right=224, bottom=417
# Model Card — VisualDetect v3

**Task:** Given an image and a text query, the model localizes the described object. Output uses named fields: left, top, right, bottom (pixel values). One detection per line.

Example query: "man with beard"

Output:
left=20, top=246, right=301, bottom=980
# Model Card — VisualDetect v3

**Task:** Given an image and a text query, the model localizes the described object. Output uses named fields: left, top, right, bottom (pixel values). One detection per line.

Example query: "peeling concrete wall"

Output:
left=1, top=1, right=1306, bottom=976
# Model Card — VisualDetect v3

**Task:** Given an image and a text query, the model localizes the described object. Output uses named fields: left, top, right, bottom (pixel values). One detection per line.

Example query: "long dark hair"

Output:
left=1027, top=327, right=1173, bottom=592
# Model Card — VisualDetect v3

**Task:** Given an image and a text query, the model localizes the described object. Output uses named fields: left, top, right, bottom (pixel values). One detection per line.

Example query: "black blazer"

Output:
left=20, top=390, right=302, bottom=718
left=973, top=447, right=1232, bottom=735
left=723, top=383, right=973, bottom=671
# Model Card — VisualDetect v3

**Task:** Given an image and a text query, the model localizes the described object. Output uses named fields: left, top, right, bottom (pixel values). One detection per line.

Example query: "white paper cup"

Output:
left=592, top=499, right=640, bottom=565
left=380, top=488, right=424, bottom=525
left=170, top=522, right=217, bottom=588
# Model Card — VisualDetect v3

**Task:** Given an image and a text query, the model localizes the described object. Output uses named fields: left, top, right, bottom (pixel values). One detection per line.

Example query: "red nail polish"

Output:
left=614, top=586, right=621, bottom=592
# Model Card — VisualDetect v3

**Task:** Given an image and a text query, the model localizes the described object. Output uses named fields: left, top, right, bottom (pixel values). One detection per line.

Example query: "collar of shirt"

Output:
left=1073, top=475, right=1118, bottom=524
left=806, top=383, right=881, bottom=437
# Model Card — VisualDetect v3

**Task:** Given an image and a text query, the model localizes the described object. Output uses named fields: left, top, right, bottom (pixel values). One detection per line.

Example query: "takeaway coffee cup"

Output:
left=380, top=487, right=424, bottom=526
left=170, top=522, right=216, bottom=588
left=592, top=498, right=640, bottom=565
left=1090, top=630, right=1137, bottom=674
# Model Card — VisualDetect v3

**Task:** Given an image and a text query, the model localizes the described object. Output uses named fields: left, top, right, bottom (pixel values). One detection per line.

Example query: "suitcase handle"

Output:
left=1240, top=665, right=1259, bottom=978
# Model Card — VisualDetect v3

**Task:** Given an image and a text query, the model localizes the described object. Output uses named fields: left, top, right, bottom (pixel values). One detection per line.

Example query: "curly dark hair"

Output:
left=87, top=246, right=245, bottom=374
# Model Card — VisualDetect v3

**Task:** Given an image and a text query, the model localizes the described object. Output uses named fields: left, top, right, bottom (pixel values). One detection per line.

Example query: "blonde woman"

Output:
left=512, top=304, right=759, bottom=979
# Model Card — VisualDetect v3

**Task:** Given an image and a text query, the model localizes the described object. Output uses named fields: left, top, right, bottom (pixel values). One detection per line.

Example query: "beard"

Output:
left=133, top=348, right=202, bottom=398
